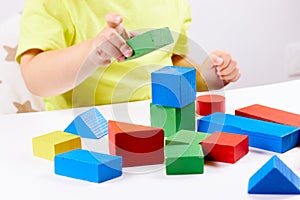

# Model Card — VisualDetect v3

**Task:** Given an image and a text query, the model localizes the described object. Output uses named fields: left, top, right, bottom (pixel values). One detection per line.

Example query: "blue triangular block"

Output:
left=248, top=155, right=300, bottom=194
left=64, top=108, right=108, bottom=139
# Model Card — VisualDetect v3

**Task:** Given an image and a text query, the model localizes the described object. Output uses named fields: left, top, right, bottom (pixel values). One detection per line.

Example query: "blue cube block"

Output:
left=197, top=112, right=300, bottom=153
left=248, top=155, right=300, bottom=194
left=151, top=66, right=196, bottom=108
left=65, top=107, right=108, bottom=139
left=55, top=149, right=122, bottom=183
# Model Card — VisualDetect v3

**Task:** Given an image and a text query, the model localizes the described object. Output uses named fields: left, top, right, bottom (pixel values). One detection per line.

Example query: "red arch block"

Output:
left=108, top=120, right=164, bottom=167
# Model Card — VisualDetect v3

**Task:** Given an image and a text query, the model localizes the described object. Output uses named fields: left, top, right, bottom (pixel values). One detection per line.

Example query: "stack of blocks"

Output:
left=150, top=66, right=201, bottom=175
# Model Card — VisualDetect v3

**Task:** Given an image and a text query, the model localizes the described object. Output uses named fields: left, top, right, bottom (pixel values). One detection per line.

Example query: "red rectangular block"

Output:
left=235, top=104, right=300, bottom=127
left=200, top=132, right=249, bottom=164
left=108, top=120, right=164, bottom=167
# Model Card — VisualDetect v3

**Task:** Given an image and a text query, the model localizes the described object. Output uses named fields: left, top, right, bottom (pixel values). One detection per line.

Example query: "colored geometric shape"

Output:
left=196, top=94, right=225, bottom=116
left=64, top=107, right=108, bottom=139
left=248, top=155, right=300, bottom=194
left=125, top=27, right=174, bottom=61
left=108, top=120, right=164, bottom=167
left=197, top=112, right=300, bottom=153
left=55, top=149, right=122, bottom=183
left=151, top=66, right=196, bottom=108
left=150, top=102, right=195, bottom=137
left=200, top=132, right=249, bottom=163
left=165, top=144, right=204, bottom=175
left=32, top=131, right=82, bottom=161
left=235, top=104, right=300, bottom=127
left=165, top=130, right=209, bottom=145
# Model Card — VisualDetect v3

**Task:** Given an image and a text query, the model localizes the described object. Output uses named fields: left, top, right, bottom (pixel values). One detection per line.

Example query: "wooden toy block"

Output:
left=64, top=107, right=108, bottom=139
left=55, top=149, right=122, bottom=183
left=197, top=112, right=300, bottom=153
left=108, top=120, right=164, bottom=167
left=165, top=130, right=209, bottom=145
left=125, top=27, right=174, bottom=61
left=150, top=102, right=195, bottom=137
left=200, top=132, right=249, bottom=163
left=248, top=155, right=300, bottom=194
left=151, top=66, right=196, bottom=108
left=32, top=131, right=81, bottom=161
left=196, top=94, right=225, bottom=116
left=165, top=144, right=204, bottom=175
left=235, top=104, right=300, bottom=127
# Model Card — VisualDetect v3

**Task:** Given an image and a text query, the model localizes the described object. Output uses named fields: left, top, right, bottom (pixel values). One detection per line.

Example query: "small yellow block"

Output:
left=32, top=131, right=82, bottom=161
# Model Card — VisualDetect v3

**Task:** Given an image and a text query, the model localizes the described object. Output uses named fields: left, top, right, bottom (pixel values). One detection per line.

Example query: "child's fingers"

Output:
left=108, top=34, right=133, bottom=58
left=217, top=58, right=238, bottom=77
left=105, top=13, right=123, bottom=28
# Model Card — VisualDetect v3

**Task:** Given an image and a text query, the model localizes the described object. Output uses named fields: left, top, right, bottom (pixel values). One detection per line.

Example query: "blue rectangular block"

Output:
left=151, top=66, right=196, bottom=108
left=197, top=112, right=300, bottom=153
left=65, top=107, right=108, bottom=139
left=55, top=149, right=122, bottom=183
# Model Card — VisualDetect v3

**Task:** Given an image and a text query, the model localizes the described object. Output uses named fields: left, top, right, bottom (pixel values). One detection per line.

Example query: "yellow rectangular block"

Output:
left=32, top=131, right=82, bottom=161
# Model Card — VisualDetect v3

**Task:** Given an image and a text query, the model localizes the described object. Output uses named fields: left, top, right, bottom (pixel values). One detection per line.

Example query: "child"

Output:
left=16, top=0, right=240, bottom=110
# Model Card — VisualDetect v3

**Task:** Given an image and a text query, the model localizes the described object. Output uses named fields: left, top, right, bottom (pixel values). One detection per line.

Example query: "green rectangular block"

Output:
left=165, top=144, right=204, bottom=175
left=125, top=27, right=174, bottom=61
left=165, top=130, right=209, bottom=145
left=150, top=102, right=195, bottom=137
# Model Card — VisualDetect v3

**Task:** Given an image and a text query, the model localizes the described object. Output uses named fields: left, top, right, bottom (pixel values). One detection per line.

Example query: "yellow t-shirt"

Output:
left=16, top=0, right=192, bottom=110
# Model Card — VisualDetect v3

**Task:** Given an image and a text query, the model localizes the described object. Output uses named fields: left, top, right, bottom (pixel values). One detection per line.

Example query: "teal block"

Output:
left=125, top=27, right=174, bottom=60
left=152, top=66, right=196, bottom=108
left=248, top=156, right=300, bottom=194
left=150, top=102, right=195, bottom=137
left=165, top=130, right=209, bottom=145
left=165, top=144, right=204, bottom=175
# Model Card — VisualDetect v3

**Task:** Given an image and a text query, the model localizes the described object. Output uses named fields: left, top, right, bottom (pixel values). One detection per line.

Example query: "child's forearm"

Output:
left=20, top=39, right=100, bottom=97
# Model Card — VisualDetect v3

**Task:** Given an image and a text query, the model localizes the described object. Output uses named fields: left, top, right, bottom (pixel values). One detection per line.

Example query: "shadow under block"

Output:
left=32, top=131, right=82, bottom=161
left=200, top=132, right=249, bottom=164
left=165, top=144, right=204, bottom=175
left=196, top=94, right=225, bottom=116
left=197, top=112, right=300, bottom=153
left=55, top=149, right=122, bottom=183
left=64, top=107, right=108, bottom=139
left=248, top=155, right=300, bottom=194
left=108, top=120, right=164, bottom=167
left=151, top=66, right=196, bottom=108
left=235, top=104, right=300, bottom=127
left=125, top=27, right=174, bottom=61
left=165, top=130, right=209, bottom=145
left=150, top=102, right=195, bottom=137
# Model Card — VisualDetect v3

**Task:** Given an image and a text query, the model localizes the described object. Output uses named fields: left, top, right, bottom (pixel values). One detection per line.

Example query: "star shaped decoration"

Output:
left=3, top=45, right=18, bottom=62
left=13, top=100, right=37, bottom=113
left=0, top=80, right=2, bottom=84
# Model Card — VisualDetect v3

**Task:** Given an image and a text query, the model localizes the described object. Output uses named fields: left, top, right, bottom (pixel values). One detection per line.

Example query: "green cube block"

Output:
left=150, top=102, right=195, bottom=137
left=166, top=130, right=209, bottom=145
left=165, top=144, right=204, bottom=175
left=125, top=27, right=174, bottom=61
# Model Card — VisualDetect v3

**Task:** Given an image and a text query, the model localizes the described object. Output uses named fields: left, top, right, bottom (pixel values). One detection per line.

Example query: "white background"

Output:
left=1, top=0, right=300, bottom=89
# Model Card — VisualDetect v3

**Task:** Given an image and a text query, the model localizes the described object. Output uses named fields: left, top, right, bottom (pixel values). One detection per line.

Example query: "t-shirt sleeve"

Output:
left=16, top=0, right=74, bottom=63
left=172, top=0, right=192, bottom=56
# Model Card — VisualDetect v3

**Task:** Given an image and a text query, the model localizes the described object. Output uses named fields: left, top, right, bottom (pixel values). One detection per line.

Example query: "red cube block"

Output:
left=200, top=132, right=249, bottom=164
left=108, top=120, right=164, bottom=167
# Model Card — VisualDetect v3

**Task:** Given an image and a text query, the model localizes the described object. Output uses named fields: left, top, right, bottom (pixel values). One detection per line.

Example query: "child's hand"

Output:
left=90, top=13, right=135, bottom=66
left=209, top=50, right=241, bottom=84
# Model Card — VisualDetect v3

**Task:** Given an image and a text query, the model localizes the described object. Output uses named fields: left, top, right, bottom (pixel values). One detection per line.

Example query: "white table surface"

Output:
left=1, top=80, right=300, bottom=200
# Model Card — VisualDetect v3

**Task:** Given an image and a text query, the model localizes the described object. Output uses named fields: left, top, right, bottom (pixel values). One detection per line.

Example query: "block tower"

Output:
left=150, top=66, right=196, bottom=137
